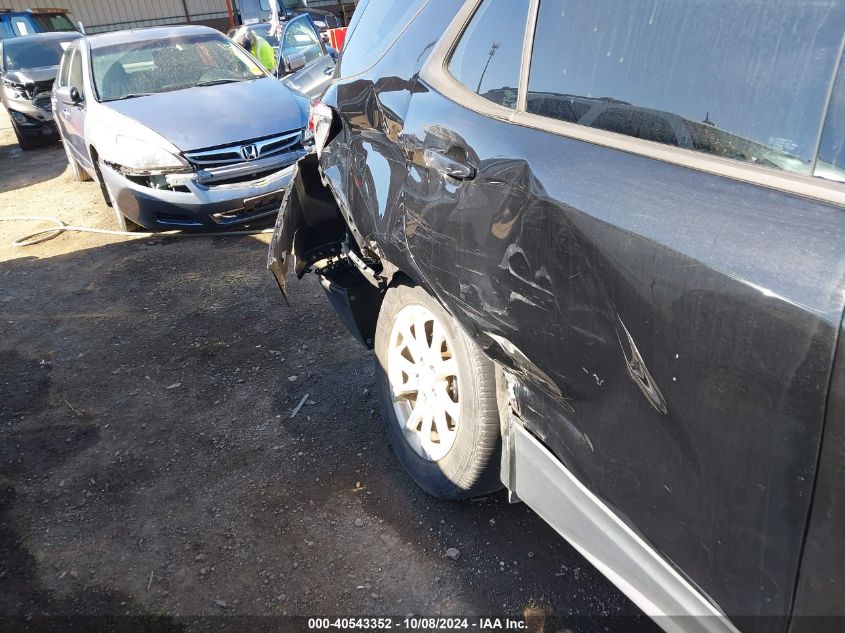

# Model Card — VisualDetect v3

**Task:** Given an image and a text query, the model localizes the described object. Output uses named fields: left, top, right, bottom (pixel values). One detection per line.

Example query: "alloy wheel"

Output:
left=387, top=304, right=461, bottom=461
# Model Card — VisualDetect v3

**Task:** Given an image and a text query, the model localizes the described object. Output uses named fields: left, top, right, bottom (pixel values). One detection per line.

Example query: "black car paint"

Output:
left=269, top=0, right=845, bottom=628
left=791, top=314, right=845, bottom=632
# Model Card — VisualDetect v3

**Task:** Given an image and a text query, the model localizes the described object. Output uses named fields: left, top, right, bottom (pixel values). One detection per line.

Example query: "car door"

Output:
left=401, top=0, right=845, bottom=629
left=53, top=47, right=74, bottom=144
left=278, top=14, right=334, bottom=98
left=57, top=46, right=90, bottom=167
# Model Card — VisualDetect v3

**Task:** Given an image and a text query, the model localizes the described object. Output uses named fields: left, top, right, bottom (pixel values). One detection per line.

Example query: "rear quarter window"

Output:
left=526, top=0, right=845, bottom=177
left=448, top=0, right=530, bottom=109
left=57, top=48, right=73, bottom=87
left=338, top=0, right=428, bottom=77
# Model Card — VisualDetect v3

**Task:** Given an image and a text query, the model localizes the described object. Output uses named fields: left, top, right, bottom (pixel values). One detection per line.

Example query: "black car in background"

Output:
left=270, top=0, right=845, bottom=631
left=0, top=31, right=81, bottom=148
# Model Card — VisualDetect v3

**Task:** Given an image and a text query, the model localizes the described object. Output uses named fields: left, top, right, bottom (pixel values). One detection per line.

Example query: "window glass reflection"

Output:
left=449, top=0, right=529, bottom=108
left=527, top=0, right=845, bottom=175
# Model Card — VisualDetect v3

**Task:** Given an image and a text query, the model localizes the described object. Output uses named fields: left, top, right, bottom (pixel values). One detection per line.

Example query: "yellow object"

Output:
left=252, top=35, right=277, bottom=72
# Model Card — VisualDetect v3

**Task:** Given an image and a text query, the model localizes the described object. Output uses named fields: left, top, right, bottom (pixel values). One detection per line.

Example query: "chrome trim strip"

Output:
left=509, top=111, right=845, bottom=207
left=192, top=151, right=305, bottom=184
left=185, top=131, right=302, bottom=166
left=516, top=0, right=539, bottom=113
left=508, top=422, right=740, bottom=633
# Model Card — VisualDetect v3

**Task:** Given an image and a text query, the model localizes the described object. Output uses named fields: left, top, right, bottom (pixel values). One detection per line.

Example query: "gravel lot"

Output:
left=0, top=109, right=658, bottom=632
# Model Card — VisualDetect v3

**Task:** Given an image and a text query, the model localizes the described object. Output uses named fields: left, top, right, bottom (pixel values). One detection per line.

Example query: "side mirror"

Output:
left=284, top=51, right=307, bottom=74
left=56, top=85, right=82, bottom=106
left=77, top=21, right=86, bottom=34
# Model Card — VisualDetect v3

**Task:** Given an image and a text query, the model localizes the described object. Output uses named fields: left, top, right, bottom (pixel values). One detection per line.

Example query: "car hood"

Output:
left=5, top=66, right=59, bottom=85
left=104, top=78, right=306, bottom=152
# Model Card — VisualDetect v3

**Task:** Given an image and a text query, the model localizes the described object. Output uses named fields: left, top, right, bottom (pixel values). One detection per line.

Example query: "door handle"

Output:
left=323, top=65, right=334, bottom=76
left=423, top=148, right=476, bottom=181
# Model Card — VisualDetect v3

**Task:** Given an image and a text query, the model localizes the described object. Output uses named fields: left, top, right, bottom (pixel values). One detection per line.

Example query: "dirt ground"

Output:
left=0, top=109, right=658, bottom=632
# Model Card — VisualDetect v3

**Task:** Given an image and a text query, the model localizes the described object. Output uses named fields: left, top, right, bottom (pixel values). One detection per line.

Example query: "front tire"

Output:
left=63, top=141, right=92, bottom=182
left=97, top=158, right=140, bottom=232
left=374, top=284, right=502, bottom=500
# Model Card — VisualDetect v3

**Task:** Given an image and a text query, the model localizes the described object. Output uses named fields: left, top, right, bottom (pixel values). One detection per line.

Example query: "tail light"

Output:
left=309, top=100, right=335, bottom=158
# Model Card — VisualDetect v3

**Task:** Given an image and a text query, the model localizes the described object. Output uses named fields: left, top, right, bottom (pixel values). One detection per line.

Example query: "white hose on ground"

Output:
left=0, top=216, right=274, bottom=247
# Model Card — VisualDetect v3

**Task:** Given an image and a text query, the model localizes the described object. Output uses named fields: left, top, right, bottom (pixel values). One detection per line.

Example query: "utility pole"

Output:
left=476, top=42, right=499, bottom=95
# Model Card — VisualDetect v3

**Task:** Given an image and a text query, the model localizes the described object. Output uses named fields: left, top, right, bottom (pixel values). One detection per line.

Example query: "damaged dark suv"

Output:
left=269, top=1, right=845, bottom=631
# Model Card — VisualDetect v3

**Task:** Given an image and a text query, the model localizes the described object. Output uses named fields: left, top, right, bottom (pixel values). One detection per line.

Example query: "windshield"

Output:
left=93, top=33, right=268, bottom=102
left=33, top=14, right=77, bottom=32
left=2, top=36, right=78, bottom=71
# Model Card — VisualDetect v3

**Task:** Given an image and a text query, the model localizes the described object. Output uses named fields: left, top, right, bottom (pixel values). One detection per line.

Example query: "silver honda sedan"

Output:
left=52, top=25, right=313, bottom=231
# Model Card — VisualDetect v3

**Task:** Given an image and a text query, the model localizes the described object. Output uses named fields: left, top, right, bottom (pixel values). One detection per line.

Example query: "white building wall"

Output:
left=4, top=0, right=231, bottom=33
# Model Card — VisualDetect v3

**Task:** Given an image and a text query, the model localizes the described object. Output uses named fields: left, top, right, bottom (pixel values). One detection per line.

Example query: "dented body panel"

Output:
left=269, top=0, right=845, bottom=628
left=399, top=85, right=845, bottom=626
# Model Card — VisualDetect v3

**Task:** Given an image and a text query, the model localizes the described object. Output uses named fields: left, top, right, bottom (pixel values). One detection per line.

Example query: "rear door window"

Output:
left=11, top=17, right=33, bottom=36
left=816, top=57, right=845, bottom=184
left=68, top=49, right=84, bottom=100
left=526, top=0, right=845, bottom=176
left=338, top=0, right=427, bottom=77
left=283, top=16, right=324, bottom=65
left=448, top=0, right=530, bottom=108
left=57, top=48, right=73, bottom=87
left=33, top=14, right=76, bottom=32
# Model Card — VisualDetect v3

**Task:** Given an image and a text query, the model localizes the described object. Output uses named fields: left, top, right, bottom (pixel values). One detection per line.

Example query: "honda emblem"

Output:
left=241, top=144, right=258, bottom=160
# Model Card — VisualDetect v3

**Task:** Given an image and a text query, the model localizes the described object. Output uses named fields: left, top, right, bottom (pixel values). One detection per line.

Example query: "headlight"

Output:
left=114, top=135, right=187, bottom=172
left=309, top=101, right=334, bottom=158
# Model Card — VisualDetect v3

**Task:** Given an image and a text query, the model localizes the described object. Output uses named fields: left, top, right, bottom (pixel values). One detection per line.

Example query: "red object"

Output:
left=327, top=27, right=348, bottom=52
left=225, top=0, right=235, bottom=28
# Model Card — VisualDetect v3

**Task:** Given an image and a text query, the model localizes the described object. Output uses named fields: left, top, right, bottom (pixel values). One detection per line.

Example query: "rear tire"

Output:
left=374, top=284, right=502, bottom=500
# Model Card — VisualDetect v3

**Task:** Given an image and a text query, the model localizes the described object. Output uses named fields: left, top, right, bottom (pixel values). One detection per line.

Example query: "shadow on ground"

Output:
left=0, top=234, right=658, bottom=632
left=0, top=136, right=67, bottom=195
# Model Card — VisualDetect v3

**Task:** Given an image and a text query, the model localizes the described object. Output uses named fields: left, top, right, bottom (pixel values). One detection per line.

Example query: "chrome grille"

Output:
left=185, top=131, right=303, bottom=169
